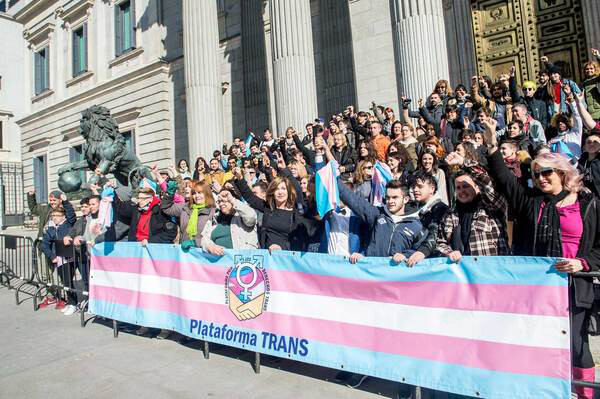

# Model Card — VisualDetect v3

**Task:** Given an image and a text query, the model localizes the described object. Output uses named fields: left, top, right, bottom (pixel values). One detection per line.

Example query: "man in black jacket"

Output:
left=405, top=171, right=449, bottom=266
left=508, top=66, right=548, bottom=129
left=113, top=187, right=177, bottom=245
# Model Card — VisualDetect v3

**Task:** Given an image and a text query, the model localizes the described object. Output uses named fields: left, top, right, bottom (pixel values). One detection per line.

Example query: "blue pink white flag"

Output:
left=89, top=243, right=570, bottom=399
left=372, top=161, right=393, bottom=206
left=315, top=160, right=340, bottom=218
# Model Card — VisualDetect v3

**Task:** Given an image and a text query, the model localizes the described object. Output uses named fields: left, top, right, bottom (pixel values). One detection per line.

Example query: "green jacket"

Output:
left=583, top=76, right=600, bottom=120
left=27, top=193, right=76, bottom=238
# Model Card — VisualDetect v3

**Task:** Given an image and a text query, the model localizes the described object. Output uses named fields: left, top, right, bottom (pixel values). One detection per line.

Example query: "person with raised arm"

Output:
left=483, top=115, right=600, bottom=398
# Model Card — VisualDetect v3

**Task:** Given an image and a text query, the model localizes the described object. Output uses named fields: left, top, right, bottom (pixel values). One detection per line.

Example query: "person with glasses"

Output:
left=508, top=65, right=549, bottom=129
left=436, top=152, right=509, bottom=262
left=484, top=125, right=600, bottom=399
left=353, top=159, right=375, bottom=202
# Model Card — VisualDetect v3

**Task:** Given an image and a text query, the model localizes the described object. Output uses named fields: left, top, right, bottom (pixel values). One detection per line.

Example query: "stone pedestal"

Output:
left=269, top=0, right=318, bottom=134
left=182, top=0, right=224, bottom=159
left=391, top=0, right=450, bottom=101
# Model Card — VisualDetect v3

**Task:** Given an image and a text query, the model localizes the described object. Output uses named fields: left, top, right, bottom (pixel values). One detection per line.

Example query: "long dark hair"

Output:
left=193, top=157, right=209, bottom=180
left=418, top=149, right=439, bottom=173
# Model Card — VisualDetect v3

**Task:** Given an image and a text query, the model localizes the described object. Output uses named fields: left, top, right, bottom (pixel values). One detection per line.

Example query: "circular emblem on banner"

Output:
left=225, top=255, right=269, bottom=321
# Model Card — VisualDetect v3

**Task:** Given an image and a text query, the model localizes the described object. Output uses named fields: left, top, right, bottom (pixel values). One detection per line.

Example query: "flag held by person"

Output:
left=372, top=161, right=393, bottom=207
left=315, top=160, right=340, bottom=218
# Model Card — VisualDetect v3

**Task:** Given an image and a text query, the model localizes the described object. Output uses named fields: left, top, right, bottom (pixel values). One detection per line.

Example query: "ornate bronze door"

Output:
left=471, top=0, right=588, bottom=85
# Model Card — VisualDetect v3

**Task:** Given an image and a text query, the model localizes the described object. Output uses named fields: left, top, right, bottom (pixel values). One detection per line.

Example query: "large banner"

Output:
left=89, top=242, right=570, bottom=398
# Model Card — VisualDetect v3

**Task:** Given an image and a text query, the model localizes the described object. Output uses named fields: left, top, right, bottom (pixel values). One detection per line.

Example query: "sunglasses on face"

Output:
left=533, top=167, right=555, bottom=179
left=586, top=140, right=600, bottom=145
left=523, top=87, right=535, bottom=91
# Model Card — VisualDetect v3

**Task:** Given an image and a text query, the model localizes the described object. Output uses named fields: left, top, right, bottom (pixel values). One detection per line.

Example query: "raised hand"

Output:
left=445, top=152, right=465, bottom=166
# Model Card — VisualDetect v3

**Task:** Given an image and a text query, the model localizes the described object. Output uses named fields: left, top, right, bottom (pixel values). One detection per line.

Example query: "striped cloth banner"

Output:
left=315, top=160, right=340, bottom=218
left=89, top=243, right=570, bottom=398
left=372, top=161, right=393, bottom=206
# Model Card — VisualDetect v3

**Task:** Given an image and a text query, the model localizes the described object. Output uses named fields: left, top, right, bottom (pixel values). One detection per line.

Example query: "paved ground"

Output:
left=0, top=286, right=398, bottom=399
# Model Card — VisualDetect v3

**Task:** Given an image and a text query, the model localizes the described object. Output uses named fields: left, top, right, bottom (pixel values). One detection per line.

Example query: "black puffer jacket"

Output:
left=113, top=195, right=178, bottom=244
left=331, top=145, right=356, bottom=180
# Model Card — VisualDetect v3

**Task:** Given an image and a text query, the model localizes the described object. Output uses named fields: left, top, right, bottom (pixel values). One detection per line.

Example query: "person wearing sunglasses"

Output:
left=508, top=65, right=548, bottom=129
left=484, top=124, right=600, bottom=398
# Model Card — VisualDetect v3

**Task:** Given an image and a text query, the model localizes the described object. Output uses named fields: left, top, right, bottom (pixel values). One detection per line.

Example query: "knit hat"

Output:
left=139, top=178, right=158, bottom=195
left=49, top=190, right=62, bottom=199
left=547, top=65, right=562, bottom=75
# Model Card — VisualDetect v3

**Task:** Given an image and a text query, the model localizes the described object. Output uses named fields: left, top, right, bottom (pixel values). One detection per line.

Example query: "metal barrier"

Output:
left=570, top=271, right=600, bottom=394
left=32, top=238, right=91, bottom=328
left=0, top=234, right=39, bottom=303
left=1, top=244, right=600, bottom=391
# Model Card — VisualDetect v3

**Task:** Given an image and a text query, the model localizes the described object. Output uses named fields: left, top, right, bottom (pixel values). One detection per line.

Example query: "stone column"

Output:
left=320, top=0, right=356, bottom=118
left=269, top=0, right=318, bottom=134
left=391, top=0, right=450, bottom=102
left=182, top=0, right=224, bottom=159
left=443, top=0, right=476, bottom=87
left=242, top=0, right=270, bottom=134
left=582, top=0, right=600, bottom=55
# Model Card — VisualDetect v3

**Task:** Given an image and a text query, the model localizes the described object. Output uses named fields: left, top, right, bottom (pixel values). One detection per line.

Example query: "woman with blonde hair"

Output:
left=161, top=180, right=216, bottom=251
left=330, top=132, right=356, bottom=181
left=486, top=128, right=600, bottom=398
left=288, top=160, right=308, bottom=180
left=353, top=159, right=375, bottom=201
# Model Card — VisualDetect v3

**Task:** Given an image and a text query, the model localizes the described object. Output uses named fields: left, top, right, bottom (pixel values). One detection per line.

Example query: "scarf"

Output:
left=136, top=196, right=160, bottom=242
left=535, top=190, right=569, bottom=257
left=187, top=203, right=207, bottom=240
left=455, top=195, right=481, bottom=255
left=503, top=157, right=522, bottom=178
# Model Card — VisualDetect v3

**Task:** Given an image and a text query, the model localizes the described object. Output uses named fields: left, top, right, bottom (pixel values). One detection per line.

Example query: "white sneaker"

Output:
left=63, top=305, right=77, bottom=316
left=156, top=329, right=171, bottom=340
left=60, top=306, right=68, bottom=313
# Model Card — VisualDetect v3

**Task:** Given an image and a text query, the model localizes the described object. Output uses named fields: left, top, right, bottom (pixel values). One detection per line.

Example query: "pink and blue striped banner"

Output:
left=89, top=242, right=570, bottom=398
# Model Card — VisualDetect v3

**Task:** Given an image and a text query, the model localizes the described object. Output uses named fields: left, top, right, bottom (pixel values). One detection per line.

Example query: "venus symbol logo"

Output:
left=226, top=255, right=269, bottom=321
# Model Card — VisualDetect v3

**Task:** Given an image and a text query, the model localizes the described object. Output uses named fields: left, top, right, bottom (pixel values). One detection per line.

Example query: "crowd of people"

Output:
left=25, top=51, right=600, bottom=399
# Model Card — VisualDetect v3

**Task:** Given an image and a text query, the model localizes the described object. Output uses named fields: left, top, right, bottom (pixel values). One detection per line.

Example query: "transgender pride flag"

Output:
left=315, top=160, right=340, bottom=218
left=372, top=161, right=393, bottom=206
left=89, top=243, right=570, bottom=398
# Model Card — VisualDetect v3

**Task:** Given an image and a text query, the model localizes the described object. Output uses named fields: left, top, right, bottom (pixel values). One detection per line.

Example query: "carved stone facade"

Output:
left=471, top=0, right=591, bottom=84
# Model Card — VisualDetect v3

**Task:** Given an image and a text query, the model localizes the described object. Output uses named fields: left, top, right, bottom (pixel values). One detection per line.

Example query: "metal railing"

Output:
left=1, top=242, right=600, bottom=393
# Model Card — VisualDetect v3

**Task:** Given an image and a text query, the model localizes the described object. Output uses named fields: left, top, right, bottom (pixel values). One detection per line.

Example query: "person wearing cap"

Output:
left=540, top=56, right=581, bottom=117
left=508, top=66, right=548, bottom=129
left=582, top=48, right=600, bottom=121
left=27, top=188, right=76, bottom=239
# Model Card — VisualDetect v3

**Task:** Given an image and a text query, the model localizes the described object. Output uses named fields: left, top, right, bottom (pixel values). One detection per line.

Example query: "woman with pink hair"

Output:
left=485, top=127, right=599, bottom=398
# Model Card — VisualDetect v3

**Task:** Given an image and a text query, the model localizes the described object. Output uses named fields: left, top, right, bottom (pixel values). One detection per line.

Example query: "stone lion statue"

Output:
left=57, top=105, right=153, bottom=193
